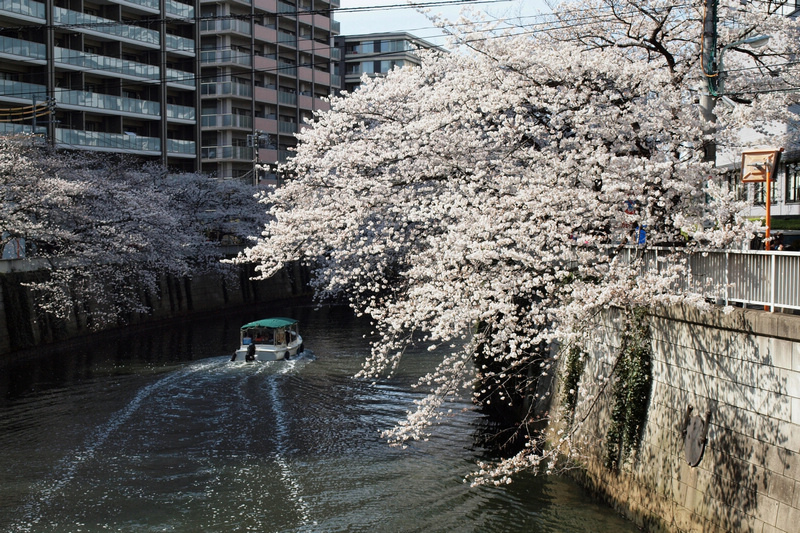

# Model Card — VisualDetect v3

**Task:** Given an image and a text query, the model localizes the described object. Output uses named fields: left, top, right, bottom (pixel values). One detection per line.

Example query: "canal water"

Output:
left=0, top=303, right=639, bottom=533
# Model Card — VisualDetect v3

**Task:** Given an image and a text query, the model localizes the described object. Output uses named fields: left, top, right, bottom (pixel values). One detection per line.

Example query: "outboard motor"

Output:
left=246, top=343, right=256, bottom=362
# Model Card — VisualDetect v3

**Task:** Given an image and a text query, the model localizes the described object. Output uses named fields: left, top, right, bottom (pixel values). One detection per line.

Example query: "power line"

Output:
left=0, top=1, right=788, bottom=102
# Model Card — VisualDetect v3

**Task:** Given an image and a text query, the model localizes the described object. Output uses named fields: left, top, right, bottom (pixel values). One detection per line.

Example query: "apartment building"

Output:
left=199, top=0, right=340, bottom=184
left=0, top=0, right=340, bottom=182
left=334, top=32, right=438, bottom=94
left=0, top=0, right=199, bottom=171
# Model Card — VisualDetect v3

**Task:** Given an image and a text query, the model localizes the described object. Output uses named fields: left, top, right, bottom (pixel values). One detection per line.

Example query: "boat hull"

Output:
left=231, top=337, right=304, bottom=362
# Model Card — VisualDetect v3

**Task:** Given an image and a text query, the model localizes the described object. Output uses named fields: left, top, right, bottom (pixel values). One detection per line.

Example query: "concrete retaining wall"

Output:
left=0, top=262, right=311, bottom=356
left=564, top=306, right=800, bottom=533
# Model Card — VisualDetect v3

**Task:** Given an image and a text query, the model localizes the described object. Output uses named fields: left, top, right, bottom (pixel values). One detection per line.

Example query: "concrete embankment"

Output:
left=555, top=305, right=800, bottom=533
left=0, top=262, right=310, bottom=356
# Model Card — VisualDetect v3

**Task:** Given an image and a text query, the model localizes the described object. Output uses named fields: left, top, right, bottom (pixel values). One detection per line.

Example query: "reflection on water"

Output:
left=0, top=303, right=638, bottom=533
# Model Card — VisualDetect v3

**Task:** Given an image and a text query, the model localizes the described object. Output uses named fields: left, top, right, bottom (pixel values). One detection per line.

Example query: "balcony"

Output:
left=201, top=49, right=252, bottom=68
left=298, top=65, right=314, bottom=82
left=254, top=86, right=278, bottom=103
left=0, top=35, right=46, bottom=62
left=53, top=7, right=159, bottom=47
left=298, top=94, right=314, bottom=110
left=55, top=88, right=160, bottom=117
left=254, top=55, right=278, bottom=73
left=165, top=34, right=195, bottom=56
left=165, top=67, right=196, bottom=88
left=54, top=128, right=195, bottom=154
left=0, top=122, right=45, bottom=135
left=0, top=0, right=45, bottom=20
left=166, top=138, right=196, bottom=155
left=254, top=117, right=278, bottom=134
left=0, top=79, right=46, bottom=103
left=278, top=91, right=296, bottom=105
left=201, top=113, right=253, bottom=129
left=166, top=103, right=196, bottom=121
left=254, top=25, right=277, bottom=43
left=113, top=0, right=159, bottom=13
left=278, top=60, right=297, bottom=76
left=200, top=80, right=253, bottom=98
left=278, top=121, right=296, bottom=134
left=200, top=18, right=252, bottom=36
left=277, top=1, right=295, bottom=15
left=278, top=30, right=296, bottom=46
left=166, top=0, right=193, bottom=19
left=55, top=47, right=159, bottom=81
left=55, top=128, right=161, bottom=152
left=201, top=145, right=253, bottom=161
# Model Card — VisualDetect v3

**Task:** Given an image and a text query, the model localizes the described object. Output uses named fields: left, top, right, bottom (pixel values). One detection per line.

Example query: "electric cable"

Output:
left=0, top=1, right=694, bottom=97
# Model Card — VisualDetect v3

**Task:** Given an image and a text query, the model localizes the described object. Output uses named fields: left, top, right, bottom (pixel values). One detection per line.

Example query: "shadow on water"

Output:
left=0, top=302, right=639, bottom=533
left=0, top=300, right=335, bottom=404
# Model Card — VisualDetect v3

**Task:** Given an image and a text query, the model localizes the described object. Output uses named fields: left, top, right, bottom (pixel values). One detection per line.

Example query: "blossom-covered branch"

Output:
left=239, top=0, right=798, bottom=483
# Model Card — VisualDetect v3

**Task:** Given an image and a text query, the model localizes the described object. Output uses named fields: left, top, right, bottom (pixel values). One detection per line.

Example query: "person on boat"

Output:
left=246, top=342, right=256, bottom=362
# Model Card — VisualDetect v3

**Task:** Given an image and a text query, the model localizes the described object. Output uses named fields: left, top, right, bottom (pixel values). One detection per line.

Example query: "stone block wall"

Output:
left=564, top=306, right=800, bottom=533
left=0, top=262, right=311, bottom=356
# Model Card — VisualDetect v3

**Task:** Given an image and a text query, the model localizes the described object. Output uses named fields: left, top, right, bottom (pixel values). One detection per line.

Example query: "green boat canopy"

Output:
left=240, top=317, right=298, bottom=330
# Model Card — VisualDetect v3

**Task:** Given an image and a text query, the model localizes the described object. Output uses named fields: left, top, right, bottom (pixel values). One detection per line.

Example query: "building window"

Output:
left=753, top=179, right=779, bottom=206
left=723, top=168, right=745, bottom=202
left=786, top=162, right=800, bottom=203
left=380, top=60, right=402, bottom=72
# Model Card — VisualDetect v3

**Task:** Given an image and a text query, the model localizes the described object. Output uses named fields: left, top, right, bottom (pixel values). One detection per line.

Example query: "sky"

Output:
left=335, top=0, right=552, bottom=47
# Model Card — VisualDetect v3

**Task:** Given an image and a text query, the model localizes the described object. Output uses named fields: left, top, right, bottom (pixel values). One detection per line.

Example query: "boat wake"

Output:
left=267, top=361, right=315, bottom=528
left=6, top=353, right=322, bottom=532
left=9, top=358, right=227, bottom=533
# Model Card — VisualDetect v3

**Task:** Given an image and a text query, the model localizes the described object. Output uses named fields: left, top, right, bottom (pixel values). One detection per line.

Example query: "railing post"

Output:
left=770, top=253, right=776, bottom=313
left=724, top=251, right=729, bottom=307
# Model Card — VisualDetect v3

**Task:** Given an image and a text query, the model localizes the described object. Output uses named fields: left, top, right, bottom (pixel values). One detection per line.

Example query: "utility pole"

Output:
left=700, top=0, right=718, bottom=164
left=248, top=130, right=268, bottom=187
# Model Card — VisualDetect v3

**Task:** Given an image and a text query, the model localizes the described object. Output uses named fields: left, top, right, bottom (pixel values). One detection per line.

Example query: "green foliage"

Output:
left=562, top=345, right=585, bottom=425
left=605, top=308, right=653, bottom=471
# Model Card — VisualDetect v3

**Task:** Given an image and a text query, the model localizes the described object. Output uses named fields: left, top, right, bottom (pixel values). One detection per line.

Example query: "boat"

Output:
left=231, top=317, right=304, bottom=362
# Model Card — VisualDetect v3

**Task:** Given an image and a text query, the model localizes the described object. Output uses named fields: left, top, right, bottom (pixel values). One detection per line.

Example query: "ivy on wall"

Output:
left=562, top=345, right=585, bottom=426
left=605, top=307, right=653, bottom=471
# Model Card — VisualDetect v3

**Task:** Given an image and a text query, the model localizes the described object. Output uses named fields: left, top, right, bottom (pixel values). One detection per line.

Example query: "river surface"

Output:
left=0, top=303, right=638, bottom=533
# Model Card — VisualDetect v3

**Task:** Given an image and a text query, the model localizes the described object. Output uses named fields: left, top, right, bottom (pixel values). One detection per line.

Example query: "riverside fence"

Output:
left=618, top=247, right=800, bottom=312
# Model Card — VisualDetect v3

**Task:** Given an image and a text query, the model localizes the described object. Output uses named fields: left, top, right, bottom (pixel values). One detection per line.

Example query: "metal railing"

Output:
left=0, top=0, right=45, bottom=19
left=619, top=247, right=800, bottom=312
left=199, top=18, right=251, bottom=35
left=200, top=113, right=252, bottom=129
left=53, top=7, right=159, bottom=46
left=200, top=80, right=252, bottom=97
left=165, top=0, right=193, bottom=18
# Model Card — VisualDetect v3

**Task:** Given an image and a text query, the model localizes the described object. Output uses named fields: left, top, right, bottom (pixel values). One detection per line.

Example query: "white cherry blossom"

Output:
left=240, top=0, right=799, bottom=483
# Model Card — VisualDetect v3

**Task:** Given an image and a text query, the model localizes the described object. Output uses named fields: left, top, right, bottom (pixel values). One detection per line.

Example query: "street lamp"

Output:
left=709, top=34, right=771, bottom=97
left=700, top=34, right=771, bottom=163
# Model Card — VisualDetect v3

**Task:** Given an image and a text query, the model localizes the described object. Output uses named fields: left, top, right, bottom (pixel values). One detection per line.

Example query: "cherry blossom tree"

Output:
left=239, top=0, right=800, bottom=483
left=0, top=136, right=265, bottom=328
